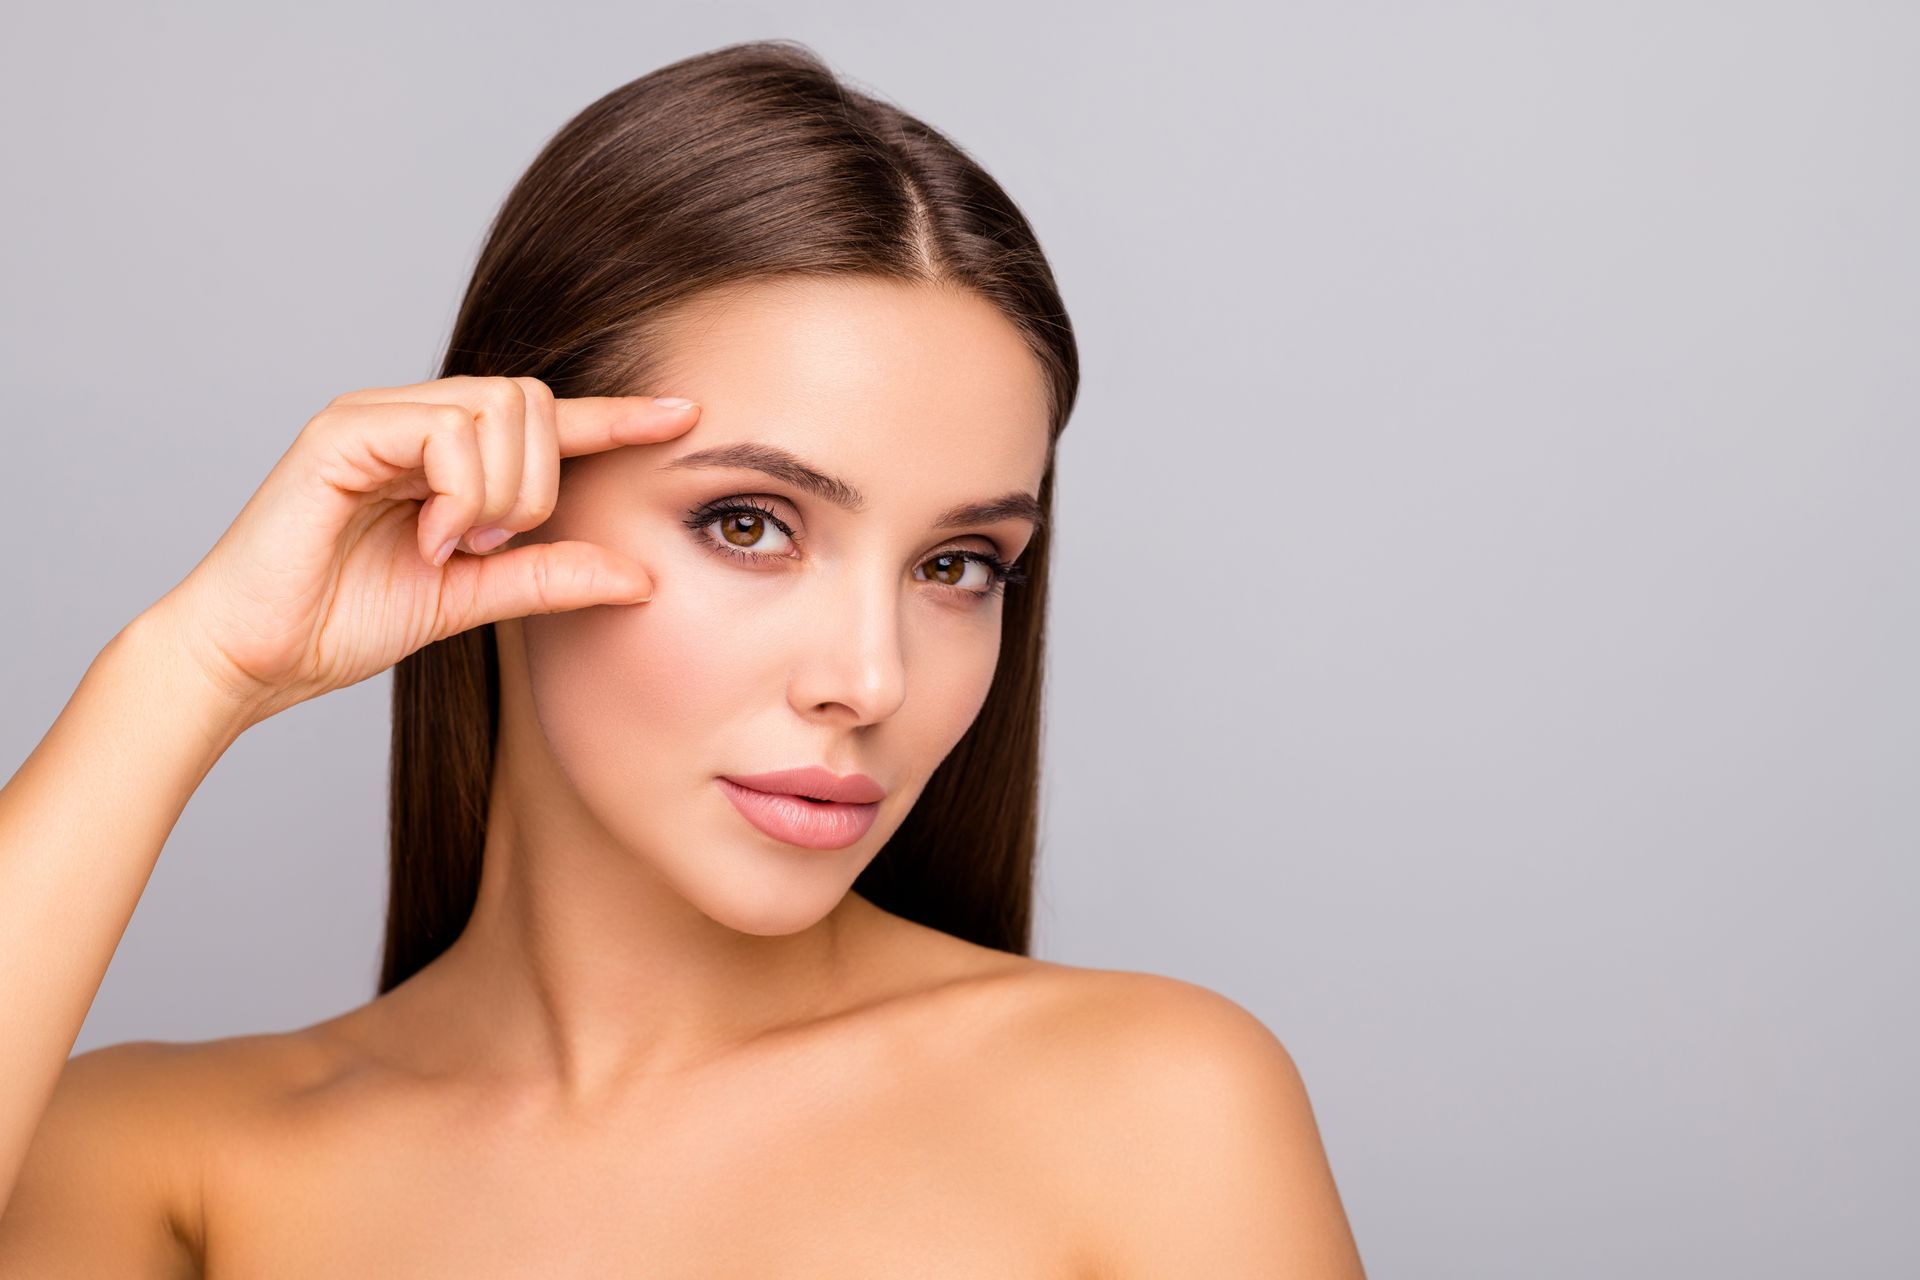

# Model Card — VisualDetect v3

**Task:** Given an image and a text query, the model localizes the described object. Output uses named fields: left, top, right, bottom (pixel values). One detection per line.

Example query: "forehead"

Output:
left=637, top=276, right=1053, bottom=494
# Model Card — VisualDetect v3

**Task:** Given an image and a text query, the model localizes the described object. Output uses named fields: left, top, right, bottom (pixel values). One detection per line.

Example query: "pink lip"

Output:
left=721, top=767, right=886, bottom=805
left=717, top=777, right=881, bottom=850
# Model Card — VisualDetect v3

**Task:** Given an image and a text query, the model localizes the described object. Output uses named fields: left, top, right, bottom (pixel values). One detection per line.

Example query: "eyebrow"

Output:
left=659, top=441, right=1046, bottom=533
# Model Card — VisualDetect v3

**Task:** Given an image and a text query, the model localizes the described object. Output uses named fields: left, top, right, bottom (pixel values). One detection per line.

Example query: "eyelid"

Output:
left=681, top=493, right=1028, bottom=600
left=682, top=495, right=800, bottom=558
left=686, top=491, right=1010, bottom=556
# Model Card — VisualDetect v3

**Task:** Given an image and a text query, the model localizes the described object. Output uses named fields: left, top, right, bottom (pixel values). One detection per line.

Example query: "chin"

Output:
left=678, top=863, right=861, bottom=937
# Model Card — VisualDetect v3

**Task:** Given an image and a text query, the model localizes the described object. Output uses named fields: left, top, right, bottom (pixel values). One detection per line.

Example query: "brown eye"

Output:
left=924, top=553, right=967, bottom=586
left=720, top=511, right=769, bottom=548
left=683, top=498, right=799, bottom=560
left=918, top=552, right=1000, bottom=594
left=683, top=497, right=1020, bottom=603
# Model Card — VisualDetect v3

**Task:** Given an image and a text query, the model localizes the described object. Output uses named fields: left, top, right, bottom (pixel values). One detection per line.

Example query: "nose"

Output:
left=786, top=570, right=909, bottom=727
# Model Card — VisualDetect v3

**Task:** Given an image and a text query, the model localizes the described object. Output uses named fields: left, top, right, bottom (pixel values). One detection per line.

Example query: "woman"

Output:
left=0, top=39, right=1365, bottom=1276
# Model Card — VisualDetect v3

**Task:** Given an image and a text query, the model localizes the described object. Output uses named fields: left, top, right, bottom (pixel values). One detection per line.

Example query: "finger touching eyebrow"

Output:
left=660, top=442, right=1045, bottom=532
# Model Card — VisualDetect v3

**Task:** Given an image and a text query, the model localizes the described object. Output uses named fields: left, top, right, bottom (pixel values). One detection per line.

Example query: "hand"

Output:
left=145, top=375, right=699, bottom=728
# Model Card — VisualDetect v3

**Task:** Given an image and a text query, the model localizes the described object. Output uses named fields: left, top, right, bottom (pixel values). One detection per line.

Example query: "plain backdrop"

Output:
left=3, top=2, right=1915, bottom=1275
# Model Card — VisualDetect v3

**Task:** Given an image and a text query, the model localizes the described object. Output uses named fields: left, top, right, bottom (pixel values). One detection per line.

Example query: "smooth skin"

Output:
left=0, top=276, right=1366, bottom=1277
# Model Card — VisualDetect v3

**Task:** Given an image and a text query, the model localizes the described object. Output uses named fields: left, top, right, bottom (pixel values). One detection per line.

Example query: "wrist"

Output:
left=115, top=600, right=270, bottom=752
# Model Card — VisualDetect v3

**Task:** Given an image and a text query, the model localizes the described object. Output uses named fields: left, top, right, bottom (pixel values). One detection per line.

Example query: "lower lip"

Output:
left=717, top=778, right=880, bottom=850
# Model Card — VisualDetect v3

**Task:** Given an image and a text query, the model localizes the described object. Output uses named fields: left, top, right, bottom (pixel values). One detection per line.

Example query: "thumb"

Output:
left=435, top=539, right=654, bottom=634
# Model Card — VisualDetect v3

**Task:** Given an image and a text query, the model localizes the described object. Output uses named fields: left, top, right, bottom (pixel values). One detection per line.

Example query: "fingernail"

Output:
left=433, top=538, right=458, bottom=566
left=468, top=525, right=512, bottom=553
left=652, top=396, right=696, bottom=410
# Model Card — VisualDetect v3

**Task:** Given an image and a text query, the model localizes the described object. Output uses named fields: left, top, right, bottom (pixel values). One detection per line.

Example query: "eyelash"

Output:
left=681, top=497, right=1030, bottom=602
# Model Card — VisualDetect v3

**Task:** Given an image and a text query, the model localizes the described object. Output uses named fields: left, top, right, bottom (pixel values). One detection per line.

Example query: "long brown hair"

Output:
left=380, top=39, right=1079, bottom=994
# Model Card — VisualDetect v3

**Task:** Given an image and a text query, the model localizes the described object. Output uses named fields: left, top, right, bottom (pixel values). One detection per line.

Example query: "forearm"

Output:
left=0, top=606, right=255, bottom=1208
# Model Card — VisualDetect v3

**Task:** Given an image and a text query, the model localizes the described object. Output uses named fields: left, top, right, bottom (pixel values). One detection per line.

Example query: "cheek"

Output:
left=518, top=586, right=769, bottom=806
left=935, top=623, right=1002, bottom=746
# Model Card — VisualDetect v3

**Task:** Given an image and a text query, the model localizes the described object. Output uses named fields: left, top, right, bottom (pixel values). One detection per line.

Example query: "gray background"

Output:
left=3, top=2, right=1913, bottom=1274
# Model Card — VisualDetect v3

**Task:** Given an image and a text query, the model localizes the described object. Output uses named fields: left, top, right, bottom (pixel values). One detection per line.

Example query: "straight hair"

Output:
left=380, top=39, right=1079, bottom=994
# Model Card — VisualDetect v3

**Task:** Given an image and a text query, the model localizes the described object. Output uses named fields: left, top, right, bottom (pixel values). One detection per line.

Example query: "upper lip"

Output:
left=722, top=766, right=886, bottom=805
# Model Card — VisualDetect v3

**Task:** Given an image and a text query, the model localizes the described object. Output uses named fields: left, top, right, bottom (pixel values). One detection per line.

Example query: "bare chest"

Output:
left=194, top=1053, right=1095, bottom=1278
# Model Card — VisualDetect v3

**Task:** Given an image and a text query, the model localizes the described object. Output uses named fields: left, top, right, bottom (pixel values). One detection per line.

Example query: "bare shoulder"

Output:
left=987, top=964, right=1370, bottom=1279
left=974, top=962, right=1306, bottom=1094
left=0, top=1027, right=347, bottom=1274
left=1000, top=963, right=1300, bottom=1062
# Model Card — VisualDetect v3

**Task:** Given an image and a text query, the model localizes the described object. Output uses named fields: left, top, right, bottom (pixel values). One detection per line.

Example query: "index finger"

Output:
left=555, top=395, right=701, bottom=457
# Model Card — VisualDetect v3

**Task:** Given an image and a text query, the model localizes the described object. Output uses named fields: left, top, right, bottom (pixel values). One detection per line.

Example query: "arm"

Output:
left=0, top=1040, right=205, bottom=1275
left=0, top=376, right=694, bottom=1256
left=0, top=604, right=254, bottom=1217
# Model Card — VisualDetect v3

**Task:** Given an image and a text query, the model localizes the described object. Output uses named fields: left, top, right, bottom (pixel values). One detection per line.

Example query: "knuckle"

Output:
left=429, top=403, right=475, bottom=436
left=327, top=384, right=395, bottom=408
left=301, top=402, right=362, bottom=445
left=479, top=375, right=525, bottom=423
left=530, top=556, right=560, bottom=611
left=521, top=491, right=556, bottom=524
left=511, top=376, right=555, bottom=414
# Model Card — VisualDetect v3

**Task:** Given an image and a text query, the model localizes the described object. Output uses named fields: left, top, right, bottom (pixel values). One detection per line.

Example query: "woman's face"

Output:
left=508, top=275, right=1054, bottom=936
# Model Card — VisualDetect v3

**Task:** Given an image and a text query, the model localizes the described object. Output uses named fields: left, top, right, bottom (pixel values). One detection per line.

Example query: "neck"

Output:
left=381, top=632, right=888, bottom=1107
